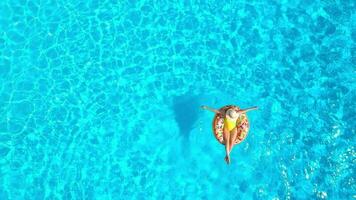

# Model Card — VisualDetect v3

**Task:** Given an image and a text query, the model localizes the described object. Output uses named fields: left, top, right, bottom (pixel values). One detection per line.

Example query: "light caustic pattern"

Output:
left=0, top=0, right=355, bottom=199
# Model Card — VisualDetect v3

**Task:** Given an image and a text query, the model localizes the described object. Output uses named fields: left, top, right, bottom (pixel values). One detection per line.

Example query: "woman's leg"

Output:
left=223, top=127, right=230, bottom=164
left=229, top=128, right=238, bottom=153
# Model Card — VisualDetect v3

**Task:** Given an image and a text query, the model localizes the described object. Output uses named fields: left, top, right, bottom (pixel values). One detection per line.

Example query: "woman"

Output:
left=201, top=105, right=258, bottom=164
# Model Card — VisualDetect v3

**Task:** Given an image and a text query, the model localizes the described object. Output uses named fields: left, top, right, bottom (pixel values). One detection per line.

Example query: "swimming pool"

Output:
left=0, top=0, right=355, bottom=199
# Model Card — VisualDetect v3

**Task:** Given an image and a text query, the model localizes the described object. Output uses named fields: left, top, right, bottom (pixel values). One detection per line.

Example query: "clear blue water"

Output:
left=0, top=0, right=355, bottom=199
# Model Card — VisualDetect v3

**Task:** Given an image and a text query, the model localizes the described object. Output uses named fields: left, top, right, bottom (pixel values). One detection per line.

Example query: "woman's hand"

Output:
left=200, top=105, right=208, bottom=110
left=238, top=106, right=259, bottom=113
left=201, top=105, right=221, bottom=114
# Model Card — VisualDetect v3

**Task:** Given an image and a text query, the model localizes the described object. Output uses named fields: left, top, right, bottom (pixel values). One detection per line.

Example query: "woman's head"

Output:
left=226, top=108, right=240, bottom=119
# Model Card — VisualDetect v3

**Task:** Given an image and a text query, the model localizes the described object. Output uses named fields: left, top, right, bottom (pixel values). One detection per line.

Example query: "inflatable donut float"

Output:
left=212, top=105, right=250, bottom=145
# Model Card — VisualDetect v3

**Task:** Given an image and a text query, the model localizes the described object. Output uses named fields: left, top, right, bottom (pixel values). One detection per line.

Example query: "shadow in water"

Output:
left=172, top=95, right=200, bottom=156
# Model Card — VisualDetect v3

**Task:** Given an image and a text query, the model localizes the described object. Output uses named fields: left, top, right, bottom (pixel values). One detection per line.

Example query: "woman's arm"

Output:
left=201, top=105, right=221, bottom=114
left=237, top=106, right=258, bottom=114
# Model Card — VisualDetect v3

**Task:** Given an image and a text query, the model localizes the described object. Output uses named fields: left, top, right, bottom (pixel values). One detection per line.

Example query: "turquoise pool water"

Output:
left=0, top=0, right=355, bottom=199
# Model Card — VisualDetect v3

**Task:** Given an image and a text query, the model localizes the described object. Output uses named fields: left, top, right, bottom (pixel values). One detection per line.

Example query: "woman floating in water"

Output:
left=201, top=105, right=258, bottom=164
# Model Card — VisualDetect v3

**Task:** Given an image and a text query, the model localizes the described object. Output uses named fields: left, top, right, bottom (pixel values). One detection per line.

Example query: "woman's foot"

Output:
left=225, top=155, right=230, bottom=164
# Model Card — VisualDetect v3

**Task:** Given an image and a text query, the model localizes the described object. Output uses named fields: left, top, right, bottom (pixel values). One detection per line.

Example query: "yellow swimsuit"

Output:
left=224, top=117, right=237, bottom=131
